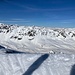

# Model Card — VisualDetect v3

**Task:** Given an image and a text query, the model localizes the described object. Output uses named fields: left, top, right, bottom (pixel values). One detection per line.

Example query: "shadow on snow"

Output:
left=23, top=54, right=49, bottom=75
left=70, top=64, right=75, bottom=75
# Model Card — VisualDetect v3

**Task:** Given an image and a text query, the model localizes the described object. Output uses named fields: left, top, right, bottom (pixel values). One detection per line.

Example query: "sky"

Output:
left=0, top=0, right=75, bottom=27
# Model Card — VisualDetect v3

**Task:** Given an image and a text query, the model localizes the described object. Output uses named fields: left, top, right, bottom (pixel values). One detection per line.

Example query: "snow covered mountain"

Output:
left=0, top=23, right=75, bottom=54
left=0, top=23, right=75, bottom=75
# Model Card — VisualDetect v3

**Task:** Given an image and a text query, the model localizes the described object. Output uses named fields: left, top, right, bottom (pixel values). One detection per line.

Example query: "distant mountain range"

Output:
left=0, top=23, right=75, bottom=54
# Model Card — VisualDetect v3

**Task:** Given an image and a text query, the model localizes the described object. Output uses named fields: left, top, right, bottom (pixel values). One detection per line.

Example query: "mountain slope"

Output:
left=0, top=23, right=75, bottom=75
left=0, top=23, right=75, bottom=54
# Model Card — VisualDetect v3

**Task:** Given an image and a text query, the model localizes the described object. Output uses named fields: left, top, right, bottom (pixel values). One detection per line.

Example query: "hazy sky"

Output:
left=0, top=0, right=75, bottom=27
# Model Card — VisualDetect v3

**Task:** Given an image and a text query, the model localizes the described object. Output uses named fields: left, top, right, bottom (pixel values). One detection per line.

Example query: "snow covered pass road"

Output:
left=0, top=53, right=75, bottom=75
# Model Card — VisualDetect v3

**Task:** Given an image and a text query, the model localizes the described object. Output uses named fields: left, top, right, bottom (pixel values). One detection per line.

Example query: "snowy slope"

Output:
left=0, top=53, right=75, bottom=75
left=0, top=23, right=75, bottom=75
left=0, top=23, right=75, bottom=54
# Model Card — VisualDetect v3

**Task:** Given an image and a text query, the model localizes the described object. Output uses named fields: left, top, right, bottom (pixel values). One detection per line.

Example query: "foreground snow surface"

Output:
left=0, top=53, right=75, bottom=75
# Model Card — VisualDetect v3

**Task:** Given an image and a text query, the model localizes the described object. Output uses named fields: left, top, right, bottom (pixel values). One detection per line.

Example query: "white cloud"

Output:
left=5, top=0, right=75, bottom=12
left=12, top=18, right=26, bottom=21
left=0, top=20, right=30, bottom=22
left=60, top=19, right=75, bottom=24
left=5, top=0, right=28, bottom=9
left=24, top=6, right=75, bottom=12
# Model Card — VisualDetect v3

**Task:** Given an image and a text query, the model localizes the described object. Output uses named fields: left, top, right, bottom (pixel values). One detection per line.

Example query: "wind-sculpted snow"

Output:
left=0, top=45, right=5, bottom=49
left=0, top=53, right=75, bottom=75
left=0, top=45, right=26, bottom=54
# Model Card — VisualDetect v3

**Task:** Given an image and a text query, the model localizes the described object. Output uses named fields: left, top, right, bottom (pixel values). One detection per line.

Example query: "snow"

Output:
left=0, top=53, right=75, bottom=75
left=0, top=23, right=75, bottom=75
left=0, top=23, right=75, bottom=53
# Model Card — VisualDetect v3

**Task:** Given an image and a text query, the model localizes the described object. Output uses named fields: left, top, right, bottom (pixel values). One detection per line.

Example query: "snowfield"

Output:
left=0, top=23, right=75, bottom=54
left=0, top=23, right=75, bottom=75
left=0, top=53, right=75, bottom=75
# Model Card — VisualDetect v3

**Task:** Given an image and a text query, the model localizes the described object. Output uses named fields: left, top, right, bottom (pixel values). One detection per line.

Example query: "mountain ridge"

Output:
left=0, top=23, right=75, bottom=54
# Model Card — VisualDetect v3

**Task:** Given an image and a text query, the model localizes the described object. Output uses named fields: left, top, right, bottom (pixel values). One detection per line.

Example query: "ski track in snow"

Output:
left=0, top=53, right=75, bottom=75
